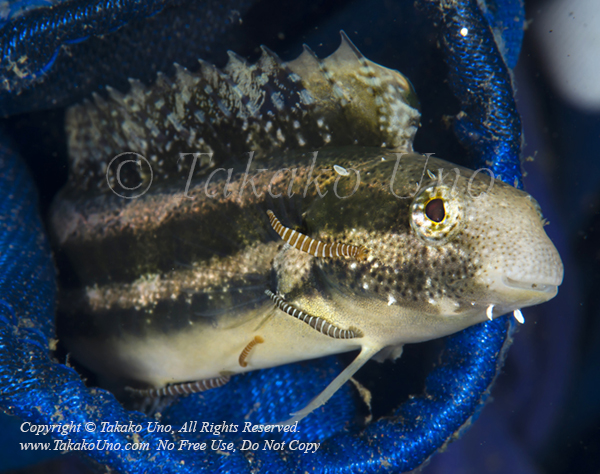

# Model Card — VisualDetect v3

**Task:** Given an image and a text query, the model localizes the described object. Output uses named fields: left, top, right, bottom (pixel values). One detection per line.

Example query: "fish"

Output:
left=50, top=33, right=563, bottom=423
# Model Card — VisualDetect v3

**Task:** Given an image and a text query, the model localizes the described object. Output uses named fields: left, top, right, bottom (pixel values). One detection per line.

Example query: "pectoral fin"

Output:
left=279, top=344, right=382, bottom=424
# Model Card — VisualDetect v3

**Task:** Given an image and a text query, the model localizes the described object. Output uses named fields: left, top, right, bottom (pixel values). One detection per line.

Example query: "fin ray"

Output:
left=280, top=345, right=381, bottom=424
left=66, top=33, right=420, bottom=192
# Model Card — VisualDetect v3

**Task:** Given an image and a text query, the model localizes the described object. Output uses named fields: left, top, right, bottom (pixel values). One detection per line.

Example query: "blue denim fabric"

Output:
left=0, top=0, right=527, bottom=471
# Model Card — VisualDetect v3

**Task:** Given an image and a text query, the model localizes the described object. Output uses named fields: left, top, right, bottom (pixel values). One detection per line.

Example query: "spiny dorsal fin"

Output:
left=66, top=32, right=420, bottom=192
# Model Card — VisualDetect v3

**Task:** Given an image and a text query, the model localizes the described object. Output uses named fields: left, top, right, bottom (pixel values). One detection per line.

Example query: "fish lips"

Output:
left=501, top=276, right=560, bottom=300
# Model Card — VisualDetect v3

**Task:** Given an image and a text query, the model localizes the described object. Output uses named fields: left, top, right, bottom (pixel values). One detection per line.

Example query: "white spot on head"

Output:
left=363, top=283, right=369, bottom=290
left=460, top=27, right=469, bottom=36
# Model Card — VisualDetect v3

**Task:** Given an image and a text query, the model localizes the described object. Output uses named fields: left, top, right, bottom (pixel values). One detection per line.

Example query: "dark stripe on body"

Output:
left=57, top=244, right=278, bottom=340
left=53, top=151, right=456, bottom=342
left=51, top=148, right=416, bottom=287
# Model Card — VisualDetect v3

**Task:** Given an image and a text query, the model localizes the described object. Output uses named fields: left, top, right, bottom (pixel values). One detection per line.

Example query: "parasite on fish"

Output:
left=126, top=376, right=231, bottom=398
left=51, top=33, right=563, bottom=423
left=265, top=289, right=362, bottom=340
left=267, top=210, right=368, bottom=259
left=238, top=336, right=265, bottom=368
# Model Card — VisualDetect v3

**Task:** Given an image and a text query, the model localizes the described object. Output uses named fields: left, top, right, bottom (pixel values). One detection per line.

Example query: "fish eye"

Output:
left=411, top=185, right=463, bottom=244
left=425, top=198, right=445, bottom=222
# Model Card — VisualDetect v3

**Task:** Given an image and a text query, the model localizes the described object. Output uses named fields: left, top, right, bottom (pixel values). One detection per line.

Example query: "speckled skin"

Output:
left=54, top=149, right=562, bottom=418
left=51, top=36, right=562, bottom=420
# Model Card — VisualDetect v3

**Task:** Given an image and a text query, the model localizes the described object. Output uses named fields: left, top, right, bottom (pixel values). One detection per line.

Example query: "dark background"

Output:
left=1, top=0, right=598, bottom=472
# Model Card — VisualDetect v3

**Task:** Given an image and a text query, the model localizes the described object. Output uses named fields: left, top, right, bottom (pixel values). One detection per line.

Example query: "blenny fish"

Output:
left=51, top=33, right=563, bottom=423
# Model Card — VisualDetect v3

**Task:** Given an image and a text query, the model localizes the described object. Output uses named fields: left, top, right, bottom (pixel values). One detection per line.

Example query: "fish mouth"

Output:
left=502, top=276, right=558, bottom=294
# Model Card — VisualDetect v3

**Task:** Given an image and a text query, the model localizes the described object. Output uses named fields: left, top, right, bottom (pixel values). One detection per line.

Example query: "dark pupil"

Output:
left=425, top=199, right=445, bottom=223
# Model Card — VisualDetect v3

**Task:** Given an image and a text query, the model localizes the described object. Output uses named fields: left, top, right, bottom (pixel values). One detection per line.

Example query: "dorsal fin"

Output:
left=66, top=32, right=420, bottom=192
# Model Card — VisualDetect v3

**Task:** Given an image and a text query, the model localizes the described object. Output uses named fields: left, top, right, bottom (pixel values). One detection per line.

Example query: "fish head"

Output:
left=407, top=157, right=563, bottom=321
left=289, top=151, right=564, bottom=346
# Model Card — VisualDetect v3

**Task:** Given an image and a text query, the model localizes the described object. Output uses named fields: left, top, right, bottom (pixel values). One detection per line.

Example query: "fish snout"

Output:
left=480, top=230, right=563, bottom=307
left=501, top=238, right=564, bottom=293
left=468, top=189, right=563, bottom=306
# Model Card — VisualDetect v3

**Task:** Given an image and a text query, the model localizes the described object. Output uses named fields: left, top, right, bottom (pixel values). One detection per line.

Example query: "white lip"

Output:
left=502, top=276, right=558, bottom=294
